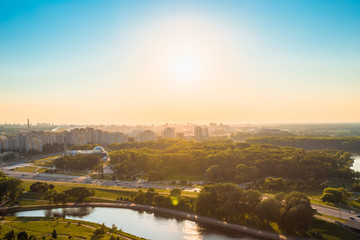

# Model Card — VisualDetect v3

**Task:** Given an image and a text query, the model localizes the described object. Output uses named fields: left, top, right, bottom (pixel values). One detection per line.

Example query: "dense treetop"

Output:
left=107, top=139, right=354, bottom=183
left=246, top=136, right=360, bottom=152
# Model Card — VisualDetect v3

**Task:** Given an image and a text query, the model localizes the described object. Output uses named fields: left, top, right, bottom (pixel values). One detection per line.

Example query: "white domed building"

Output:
left=93, top=146, right=105, bottom=153
left=66, top=146, right=108, bottom=161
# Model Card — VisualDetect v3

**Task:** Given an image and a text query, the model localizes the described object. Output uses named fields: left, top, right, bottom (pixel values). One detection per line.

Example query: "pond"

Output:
left=14, top=207, right=262, bottom=240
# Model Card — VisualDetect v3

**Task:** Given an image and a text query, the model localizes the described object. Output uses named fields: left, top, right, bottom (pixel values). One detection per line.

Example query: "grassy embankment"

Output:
left=263, top=187, right=360, bottom=212
left=11, top=166, right=47, bottom=173
left=13, top=181, right=360, bottom=240
left=17, top=180, right=198, bottom=206
left=29, top=155, right=61, bottom=164
left=0, top=216, right=145, bottom=240
left=307, top=218, right=359, bottom=240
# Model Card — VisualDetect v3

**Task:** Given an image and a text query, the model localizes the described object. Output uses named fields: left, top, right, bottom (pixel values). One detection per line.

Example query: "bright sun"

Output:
left=169, top=53, right=201, bottom=83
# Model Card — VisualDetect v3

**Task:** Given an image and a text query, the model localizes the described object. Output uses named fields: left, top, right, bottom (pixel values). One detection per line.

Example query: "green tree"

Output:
left=17, top=231, right=28, bottom=240
left=64, top=187, right=94, bottom=202
left=280, top=192, right=313, bottom=234
left=244, top=189, right=262, bottom=212
left=256, top=197, right=282, bottom=223
left=30, top=182, right=48, bottom=192
left=53, top=192, right=67, bottom=204
left=133, top=190, right=145, bottom=204
left=320, top=187, right=348, bottom=204
left=147, top=171, right=164, bottom=181
left=44, top=190, right=57, bottom=204
left=204, top=165, right=223, bottom=182
left=144, top=188, right=158, bottom=204
left=93, top=223, right=107, bottom=236
left=52, top=229, right=57, bottom=239
left=170, top=188, right=182, bottom=197
left=5, top=229, right=15, bottom=240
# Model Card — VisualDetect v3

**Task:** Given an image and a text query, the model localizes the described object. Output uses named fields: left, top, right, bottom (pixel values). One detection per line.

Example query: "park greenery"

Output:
left=0, top=216, right=145, bottom=240
left=23, top=180, right=315, bottom=236
left=0, top=172, right=22, bottom=203
left=29, top=182, right=54, bottom=192
left=320, top=187, right=350, bottom=204
left=251, top=177, right=323, bottom=191
left=246, top=136, right=360, bottom=152
left=2, top=137, right=360, bottom=239
left=0, top=177, right=357, bottom=239
left=54, top=154, right=101, bottom=171
left=196, top=183, right=313, bottom=234
left=43, top=187, right=95, bottom=204
left=105, top=139, right=355, bottom=183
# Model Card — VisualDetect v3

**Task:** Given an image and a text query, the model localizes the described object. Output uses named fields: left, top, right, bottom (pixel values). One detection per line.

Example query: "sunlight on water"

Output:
left=14, top=208, right=260, bottom=239
left=183, top=221, right=202, bottom=240
left=350, top=156, right=360, bottom=172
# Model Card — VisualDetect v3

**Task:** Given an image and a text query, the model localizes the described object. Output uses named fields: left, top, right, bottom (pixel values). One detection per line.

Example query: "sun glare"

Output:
left=169, top=53, right=201, bottom=84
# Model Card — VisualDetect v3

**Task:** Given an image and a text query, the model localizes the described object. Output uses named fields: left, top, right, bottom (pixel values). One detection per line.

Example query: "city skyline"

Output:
left=1, top=0, right=360, bottom=124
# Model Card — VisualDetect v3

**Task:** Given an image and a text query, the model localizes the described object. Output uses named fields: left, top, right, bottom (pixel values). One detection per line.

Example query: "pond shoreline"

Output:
left=1, top=202, right=308, bottom=240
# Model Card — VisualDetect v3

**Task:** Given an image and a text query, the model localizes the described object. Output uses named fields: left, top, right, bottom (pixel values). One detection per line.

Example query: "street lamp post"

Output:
left=339, top=202, right=342, bottom=219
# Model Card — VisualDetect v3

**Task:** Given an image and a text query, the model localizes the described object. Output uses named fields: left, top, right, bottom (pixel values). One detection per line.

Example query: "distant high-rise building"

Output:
left=202, top=127, right=209, bottom=139
left=194, top=126, right=202, bottom=140
left=162, top=127, right=175, bottom=139
left=194, top=126, right=209, bottom=140
left=135, top=130, right=156, bottom=142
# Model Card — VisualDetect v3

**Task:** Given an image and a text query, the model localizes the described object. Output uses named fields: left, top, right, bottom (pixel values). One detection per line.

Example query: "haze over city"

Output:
left=2, top=2, right=360, bottom=239
left=1, top=0, right=359, bottom=124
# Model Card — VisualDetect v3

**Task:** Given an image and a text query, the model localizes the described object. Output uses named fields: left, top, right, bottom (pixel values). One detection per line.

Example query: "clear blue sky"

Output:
left=1, top=0, right=359, bottom=124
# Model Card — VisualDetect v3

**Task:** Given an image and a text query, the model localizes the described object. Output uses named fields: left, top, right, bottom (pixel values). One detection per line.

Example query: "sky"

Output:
left=1, top=0, right=359, bottom=124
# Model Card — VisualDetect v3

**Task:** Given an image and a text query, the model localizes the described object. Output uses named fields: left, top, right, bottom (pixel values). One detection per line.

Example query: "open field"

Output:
left=11, top=166, right=47, bottom=173
left=307, top=218, right=359, bottom=240
left=30, top=155, right=61, bottom=163
left=0, top=216, right=144, bottom=240
left=16, top=180, right=198, bottom=206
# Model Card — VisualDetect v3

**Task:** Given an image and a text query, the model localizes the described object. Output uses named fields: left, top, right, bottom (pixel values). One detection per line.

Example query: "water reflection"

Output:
left=183, top=221, right=202, bottom=240
left=44, top=207, right=94, bottom=218
left=14, top=207, right=261, bottom=240
left=351, top=156, right=360, bottom=172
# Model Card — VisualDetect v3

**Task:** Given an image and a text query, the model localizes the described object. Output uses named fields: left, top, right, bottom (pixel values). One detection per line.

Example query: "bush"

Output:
left=30, top=182, right=48, bottom=192
left=93, top=223, right=107, bottom=236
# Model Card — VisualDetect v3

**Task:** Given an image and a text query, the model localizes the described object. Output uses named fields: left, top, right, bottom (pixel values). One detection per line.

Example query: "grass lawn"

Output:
left=55, top=170, right=88, bottom=176
left=12, top=166, right=47, bottom=173
left=29, top=155, right=61, bottom=163
left=90, top=174, right=114, bottom=180
left=14, top=181, right=360, bottom=240
left=34, top=160, right=56, bottom=168
left=306, top=218, right=359, bottom=240
left=0, top=216, right=145, bottom=240
left=19, top=180, right=196, bottom=205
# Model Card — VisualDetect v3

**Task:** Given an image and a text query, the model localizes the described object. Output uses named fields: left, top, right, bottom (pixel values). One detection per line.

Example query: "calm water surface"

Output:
left=14, top=207, right=262, bottom=240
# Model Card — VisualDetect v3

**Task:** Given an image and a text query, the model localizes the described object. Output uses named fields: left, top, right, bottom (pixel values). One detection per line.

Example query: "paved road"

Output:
left=3, top=155, right=360, bottom=224
left=3, top=168, right=199, bottom=194
left=313, top=204, right=359, bottom=221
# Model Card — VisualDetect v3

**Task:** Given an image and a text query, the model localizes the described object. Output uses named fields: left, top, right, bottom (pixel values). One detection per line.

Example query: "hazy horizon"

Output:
left=1, top=0, right=359, bottom=124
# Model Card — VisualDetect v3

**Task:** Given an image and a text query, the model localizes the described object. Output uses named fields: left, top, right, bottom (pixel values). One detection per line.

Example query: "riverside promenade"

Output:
left=1, top=202, right=311, bottom=240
